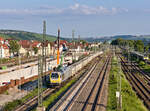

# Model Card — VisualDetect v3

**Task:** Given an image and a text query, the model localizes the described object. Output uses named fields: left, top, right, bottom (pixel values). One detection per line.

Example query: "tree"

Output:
left=9, top=40, right=20, bottom=56
left=144, top=45, right=149, bottom=52
left=128, top=40, right=134, bottom=48
left=33, top=47, right=38, bottom=55
left=111, top=38, right=124, bottom=46
left=103, top=40, right=107, bottom=44
left=85, top=46, right=89, bottom=50
left=80, top=40, right=87, bottom=46
left=134, top=40, right=144, bottom=52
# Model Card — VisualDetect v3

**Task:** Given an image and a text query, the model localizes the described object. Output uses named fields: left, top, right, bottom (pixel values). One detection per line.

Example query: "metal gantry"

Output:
left=18, top=52, right=22, bottom=93
left=119, top=58, right=122, bottom=110
left=43, top=21, right=47, bottom=81
left=38, top=55, right=43, bottom=107
left=116, top=53, right=122, bottom=111
left=72, top=30, right=75, bottom=45
left=72, top=30, right=75, bottom=61
left=37, top=20, right=47, bottom=110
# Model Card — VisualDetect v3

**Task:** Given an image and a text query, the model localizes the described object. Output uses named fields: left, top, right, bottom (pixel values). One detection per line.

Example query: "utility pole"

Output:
left=78, top=35, right=80, bottom=57
left=78, top=35, right=80, bottom=44
left=94, top=39, right=96, bottom=53
left=117, top=56, right=119, bottom=90
left=128, top=43, right=130, bottom=67
left=72, top=30, right=75, bottom=62
left=37, top=55, right=44, bottom=110
left=119, top=58, right=122, bottom=110
left=18, top=52, right=21, bottom=94
left=43, top=20, right=47, bottom=82
left=37, top=21, right=46, bottom=111
left=72, top=30, right=75, bottom=45
left=0, top=46, right=3, bottom=65
left=57, top=28, right=60, bottom=65
left=116, top=57, right=122, bottom=111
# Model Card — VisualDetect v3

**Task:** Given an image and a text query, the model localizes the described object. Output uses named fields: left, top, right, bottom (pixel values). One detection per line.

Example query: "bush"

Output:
left=43, top=79, right=76, bottom=109
left=139, top=61, right=145, bottom=66
left=3, top=100, right=21, bottom=111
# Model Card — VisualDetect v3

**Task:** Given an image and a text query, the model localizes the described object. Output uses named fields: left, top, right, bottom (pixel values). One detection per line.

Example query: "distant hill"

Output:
left=0, top=29, right=69, bottom=41
left=1, top=30, right=150, bottom=44
left=83, top=35, right=150, bottom=44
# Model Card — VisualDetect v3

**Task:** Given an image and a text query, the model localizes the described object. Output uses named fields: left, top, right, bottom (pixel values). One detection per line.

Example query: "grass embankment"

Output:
left=107, top=56, right=148, bottom=111
left=3, top=88, right=45, bottom=111
left=43, top=78, right=77, bottom=110
left=138, top=61, right=150, bottom=74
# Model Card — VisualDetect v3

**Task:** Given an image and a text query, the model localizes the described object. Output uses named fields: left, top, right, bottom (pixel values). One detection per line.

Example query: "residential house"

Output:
left=54, top=40, right=68, bottom=53
left=60, top=40, right=68, bottom=51
left=49, top=42, right=55, bottom=56
left=31, top=40, right=41, bottom=56
left=0, top=43, right=10, bottom=58
left=19, top=40, right=30, bottom=56
left=69, top=42, right=85, bottom=52
left=0, top=37, right=10, bottom=58
left=0, top=37, right=4, bottom=44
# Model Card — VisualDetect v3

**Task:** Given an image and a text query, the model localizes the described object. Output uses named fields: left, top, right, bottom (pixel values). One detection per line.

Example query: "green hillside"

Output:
left=0, top=30, right=58, bottom=41
left=84, top=35, right=150, bottom=43
left=1, top=30, right=150, bottom=43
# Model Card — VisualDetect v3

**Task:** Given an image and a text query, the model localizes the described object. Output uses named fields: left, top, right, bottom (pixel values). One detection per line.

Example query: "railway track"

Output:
left=82, top=56, right=111, bottom=111
left=130, top=61, right=150, bottom=82
left=119, top=55, right=150, bottom=109
left=15, top=88, right=56, bottom=111
left=14, top=55, right=102, bottom=111
left=130, top=62, right=150, bottom=89
left=50, top=54, right=111, bottom=111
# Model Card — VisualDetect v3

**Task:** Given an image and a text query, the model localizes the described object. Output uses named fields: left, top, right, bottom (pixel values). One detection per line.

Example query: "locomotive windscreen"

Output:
left=51, top=73, right=59, bottom=79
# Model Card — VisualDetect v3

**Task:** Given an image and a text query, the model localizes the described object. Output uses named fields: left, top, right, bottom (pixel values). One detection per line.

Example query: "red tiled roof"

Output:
left=31, top=41, right=40, bottom=48
left=49, top=42, right=55, bottom=47
left=19, top=40, right=31, bottom=48
left=59, top=40, right=68, bottom=44
left=54, top=40, right=68, bottom=45
left=0, top=37, right=4, bottom=41
left=0, top=43, right=9, bottom=49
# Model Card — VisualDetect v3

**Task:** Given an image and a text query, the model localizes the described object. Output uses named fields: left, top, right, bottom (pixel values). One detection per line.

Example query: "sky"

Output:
left=0, top=0, right=150, bottom=38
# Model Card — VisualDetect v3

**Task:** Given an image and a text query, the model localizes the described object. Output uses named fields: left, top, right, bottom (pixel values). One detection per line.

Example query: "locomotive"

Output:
left=49, top=52, right=103, bottom=86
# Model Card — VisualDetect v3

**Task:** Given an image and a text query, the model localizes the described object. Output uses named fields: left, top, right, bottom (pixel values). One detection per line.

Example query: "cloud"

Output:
left=68, top=4, right=109, bottom=15
left=0, top=8, right=63, bottom=15
left=70, top=3, right=80, bottom=10
left=68, top=4, right=128, bottom=15
left=0, top=4, right=128, bottom=16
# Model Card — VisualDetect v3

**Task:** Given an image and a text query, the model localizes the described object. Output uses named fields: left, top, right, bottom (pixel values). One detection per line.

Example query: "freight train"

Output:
left=49, top=52, right=103, bottom=86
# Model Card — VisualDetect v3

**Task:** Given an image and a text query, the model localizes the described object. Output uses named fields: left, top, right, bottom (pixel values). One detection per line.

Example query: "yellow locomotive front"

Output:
left=50, top=72, right=62, bottom=85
